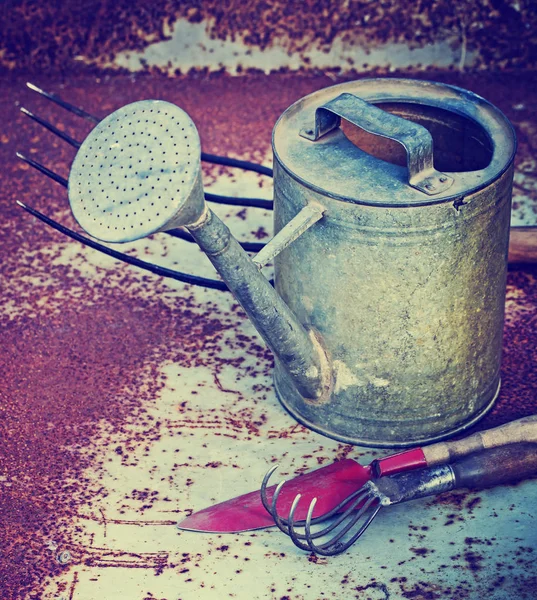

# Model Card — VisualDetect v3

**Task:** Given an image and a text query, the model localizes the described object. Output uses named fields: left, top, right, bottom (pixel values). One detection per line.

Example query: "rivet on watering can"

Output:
left=439, top=176, right=448, bottom=183
left=56, top=550, right=71, bottom=565
left=426, top=183, right=437, bottom=191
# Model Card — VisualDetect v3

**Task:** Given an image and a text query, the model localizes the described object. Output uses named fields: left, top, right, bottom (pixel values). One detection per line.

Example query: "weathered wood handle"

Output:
left=452, top=443, right=537, bottom=489
left=423, top=415, right=537, bottom=466
left=380, top=443, right=537, bottom=504
left=509, top=227, right=537, bottom=264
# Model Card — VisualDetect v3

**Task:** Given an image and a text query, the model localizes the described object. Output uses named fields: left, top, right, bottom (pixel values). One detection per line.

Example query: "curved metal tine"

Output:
left=205, top=192, right=273, bottom=211
left=288, top=489, right=369, bottom=550
left=300, top=487, right=373, bottom=540
left=260, top=465, right=330, bottom=530
left=26, top=81, right=274, bottom=179
left=15, top=156, right=272, bottom=289
left=260, top=464, right=371, bottom=531
left=202, top=152, right=273, bottom=178
left=260, top=464, right=280, bottom=516
left=167, top=228, right=265, bottom=253
left=16, top=154, right=265, bottom=253
left=286, top=487, right=370, bottom=544
left=270, top=480, right=295, bottom=535
left=26, top=82, right=100, bottom=124
left=20, top=107, right=82, bottom=149
left=312, top=494, right=378, bottom=550
left=259, top=466, right=298, bottom=535
left=287, top=494, right=313, bottom=551
left=19, top=113, right=272, bottom=211
left=305, top=496, right=383, bottom=556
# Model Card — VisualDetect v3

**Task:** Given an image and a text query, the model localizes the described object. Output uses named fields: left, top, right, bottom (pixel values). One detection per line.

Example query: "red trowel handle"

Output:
left=371, top=447, right=427, bottom=477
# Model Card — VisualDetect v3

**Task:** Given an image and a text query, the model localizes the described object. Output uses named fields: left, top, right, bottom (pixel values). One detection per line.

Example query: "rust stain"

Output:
left=68, top=571, right=79, bottom=600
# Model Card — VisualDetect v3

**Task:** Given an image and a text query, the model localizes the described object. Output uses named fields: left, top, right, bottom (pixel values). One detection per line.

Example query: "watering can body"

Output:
left=269, top=79, right=516, bottom=447
left=66, top=78, right=517, bottom=449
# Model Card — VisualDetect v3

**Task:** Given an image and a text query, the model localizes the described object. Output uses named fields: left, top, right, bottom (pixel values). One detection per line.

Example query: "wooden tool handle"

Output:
left=452, top=443, right=537, bottom=489
left=423, top=415, right=537, bottom=467
left=378, top=443, right=537, bottom=505
left=509, top=227, right=537, bottom=264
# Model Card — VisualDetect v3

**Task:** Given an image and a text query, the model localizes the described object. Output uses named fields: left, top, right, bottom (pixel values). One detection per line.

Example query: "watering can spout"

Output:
left=65, top=98, right=330, bottom=401
left=186, top=191, right=331, bottom=401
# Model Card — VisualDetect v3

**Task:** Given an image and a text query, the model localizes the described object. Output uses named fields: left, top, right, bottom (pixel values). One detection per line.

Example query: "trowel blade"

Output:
left=176, top=459, right=370, bottom=533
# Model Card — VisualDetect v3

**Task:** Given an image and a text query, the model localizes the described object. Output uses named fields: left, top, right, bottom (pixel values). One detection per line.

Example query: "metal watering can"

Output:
left=68, top=78, right=516, bottom=447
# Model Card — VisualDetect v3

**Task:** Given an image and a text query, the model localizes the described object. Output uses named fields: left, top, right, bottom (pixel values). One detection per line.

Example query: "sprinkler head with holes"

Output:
left=68, top=100, right=205, bottom=243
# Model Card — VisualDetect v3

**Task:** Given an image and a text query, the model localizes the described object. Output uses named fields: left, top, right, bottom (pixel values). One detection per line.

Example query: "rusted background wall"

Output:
left=1, top=0, right=536, bottom=74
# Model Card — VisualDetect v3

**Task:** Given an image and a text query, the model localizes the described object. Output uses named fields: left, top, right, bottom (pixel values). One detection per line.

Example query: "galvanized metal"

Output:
left=67, top=99, right=331, bottom=401
left=298, top=92, right=454, bottom=195
left=8, top=74, right=536, bottom=600
left=252, top=201, right=324, bottom=267
left=187, top=206, right=330, bottom=400
left=69, top=100, right=207, bottom=242
left=272, top=78, right=517, bottom=447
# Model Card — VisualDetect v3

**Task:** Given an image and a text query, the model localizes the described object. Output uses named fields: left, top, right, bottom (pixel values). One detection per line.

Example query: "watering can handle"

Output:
left=299, top=92, right=454, bottom=196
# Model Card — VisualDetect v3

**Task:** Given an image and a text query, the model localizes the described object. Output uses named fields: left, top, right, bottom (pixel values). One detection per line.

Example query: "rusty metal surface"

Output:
left=1, top=71, right=537, bottom=599
left=1, top=1, right=537, bottom=74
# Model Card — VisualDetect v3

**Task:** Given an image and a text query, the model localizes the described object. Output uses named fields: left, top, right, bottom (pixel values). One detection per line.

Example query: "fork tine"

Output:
left=335, top=500, right=382, bottom=552
left=295, top=485, right=369, bottom=528
left=16, top=151, right=271, bottom=222
left=260, top=464, right=373, bottom=532
left=167, top=228, right=265, bottom=253
left=287, top=495, right=314, bottom=551
left=260, top=464, right=279, bottom=516
left=305, top=495, right=382, bottom=556
left=26, top=82, right=100, bottom=124
left=270, top=480, right=294, bottom=535
left=20, top=107, right=81, bottom=149
left=16, top=201, right=229, bottom=291
left=260, top=465, right=333, bottom=530
left=311, top=494, right=377, bottom=551
left=302, top=487, right=372, bottom=540
left=16, top=153, right=68, bottom=187
left=16, top=153, right=266, bottom=257
left=25, top=82, right=274, bottom=180
left=286, top=486, right=370, bottom=547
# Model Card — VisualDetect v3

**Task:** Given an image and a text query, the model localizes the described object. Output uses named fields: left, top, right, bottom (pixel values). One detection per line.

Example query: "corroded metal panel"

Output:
left=1, top=72, right=536, bottom=600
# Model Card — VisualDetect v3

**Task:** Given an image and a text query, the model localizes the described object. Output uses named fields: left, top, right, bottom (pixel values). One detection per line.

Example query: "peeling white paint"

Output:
left=334, top=361, right=391, bottom=392
left=370, top=376, right=390, bottom=387
left=305, top=365, right=319, bottom=379
left=333, top=359, right=362, bottom=392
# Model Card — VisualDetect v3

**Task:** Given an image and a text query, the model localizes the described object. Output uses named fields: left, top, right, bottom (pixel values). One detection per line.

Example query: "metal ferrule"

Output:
left=375, top=465, right=456, bottom=506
